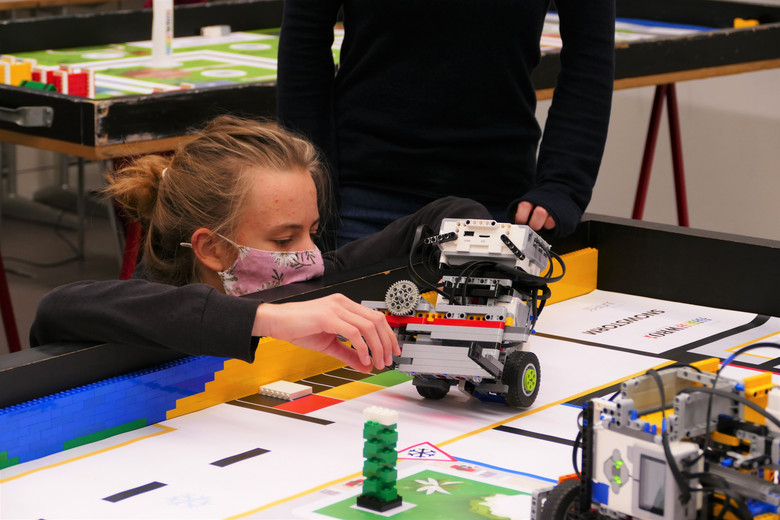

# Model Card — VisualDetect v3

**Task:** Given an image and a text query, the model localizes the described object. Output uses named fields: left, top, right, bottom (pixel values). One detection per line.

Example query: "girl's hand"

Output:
left=252, top=294, right=401, bottom=373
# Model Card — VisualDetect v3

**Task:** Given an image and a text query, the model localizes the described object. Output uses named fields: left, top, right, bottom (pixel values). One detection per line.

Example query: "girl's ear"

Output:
left=190, top=228, right=229, bottom=273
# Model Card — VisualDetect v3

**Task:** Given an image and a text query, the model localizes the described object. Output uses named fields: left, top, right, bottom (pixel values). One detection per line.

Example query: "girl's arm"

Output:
left=31, top=280, right=260, bottom=361
left=31, top=279, right=399, bottom=371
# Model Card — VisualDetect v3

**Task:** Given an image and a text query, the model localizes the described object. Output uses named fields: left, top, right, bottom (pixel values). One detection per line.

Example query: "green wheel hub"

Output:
left=523, top=366, right=538, bottom=395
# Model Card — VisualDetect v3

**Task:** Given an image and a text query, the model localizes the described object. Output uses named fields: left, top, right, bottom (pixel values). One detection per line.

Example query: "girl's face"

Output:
left=234, top=167, right=320, bottom=253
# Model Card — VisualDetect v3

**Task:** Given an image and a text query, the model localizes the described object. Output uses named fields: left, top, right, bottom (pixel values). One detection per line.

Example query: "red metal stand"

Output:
left=0, top=248, right=22, bottom=352
left=119, top=219, right=142, bottom=280
left=632, top=83, right=690, bottom=227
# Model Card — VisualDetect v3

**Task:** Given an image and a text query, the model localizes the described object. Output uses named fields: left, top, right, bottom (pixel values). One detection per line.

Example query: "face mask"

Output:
left=216, top=235, right=324, bottom=296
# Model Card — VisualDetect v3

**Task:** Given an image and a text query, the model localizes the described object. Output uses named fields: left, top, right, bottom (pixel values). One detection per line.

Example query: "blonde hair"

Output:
left=105, top=115, right=329, bottom=286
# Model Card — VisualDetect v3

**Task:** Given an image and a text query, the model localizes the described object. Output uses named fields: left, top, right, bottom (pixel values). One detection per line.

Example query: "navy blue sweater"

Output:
left=277, top=0, right=615, bottom=236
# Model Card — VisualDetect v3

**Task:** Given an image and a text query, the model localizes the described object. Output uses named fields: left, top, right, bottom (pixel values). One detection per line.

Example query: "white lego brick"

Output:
left=398, top=361, right=492, bottom=378
left=363, top=406, right=398, bottom=425
left=201, top=24, right=231, bottom=37
left=408, top=357, right=482, bottom=370
left=400, top=343, right=472, bottom=361
left=768, top=387, right=780, bottom=433
left=421, top=325, right=504, bottom=343
left=258, top=380, right=312, bottom=400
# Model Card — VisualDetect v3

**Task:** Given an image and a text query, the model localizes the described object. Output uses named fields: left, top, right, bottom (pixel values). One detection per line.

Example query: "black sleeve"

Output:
left=30, top=280, right=262, bottom=362
left=276, top=0, right=342, bottom=162
left=517, top=0, right=616, bottom=236
left=325, top=196, right=493, bottom=271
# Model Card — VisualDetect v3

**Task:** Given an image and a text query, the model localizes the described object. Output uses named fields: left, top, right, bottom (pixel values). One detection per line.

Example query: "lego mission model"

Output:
left=533, top=350, right=780, bottom=520
left=364, top=218, right=565, bottom=407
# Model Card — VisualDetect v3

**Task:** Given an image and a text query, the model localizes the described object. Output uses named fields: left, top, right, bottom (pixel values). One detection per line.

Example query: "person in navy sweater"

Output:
left=277, top=0, right=615, bottom=245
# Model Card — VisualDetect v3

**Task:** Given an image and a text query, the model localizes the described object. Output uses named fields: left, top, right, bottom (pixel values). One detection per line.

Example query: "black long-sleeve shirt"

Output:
left=277, top=0, right=615, bottom=236
left=30, top=197, right=492, bottom=362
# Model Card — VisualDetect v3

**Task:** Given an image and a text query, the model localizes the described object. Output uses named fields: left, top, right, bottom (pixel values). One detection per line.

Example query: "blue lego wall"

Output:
left=0, top=356, right=225, bottom=469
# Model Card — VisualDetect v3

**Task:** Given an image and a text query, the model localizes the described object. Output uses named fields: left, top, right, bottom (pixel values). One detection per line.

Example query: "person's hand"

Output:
left=252, top=294, right=401, bottom=373
left=515, top=201, right=556, bottom=232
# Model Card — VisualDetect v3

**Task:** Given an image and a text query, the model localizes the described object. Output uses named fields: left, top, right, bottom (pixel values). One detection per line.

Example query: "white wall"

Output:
left=538, top=67, right=780, bottom=242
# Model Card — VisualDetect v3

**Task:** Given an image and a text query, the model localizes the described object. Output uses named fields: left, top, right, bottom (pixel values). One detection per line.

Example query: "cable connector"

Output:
left=424, top=232, right=457, bottom=245
left=499, top=234, right=526, bottom=261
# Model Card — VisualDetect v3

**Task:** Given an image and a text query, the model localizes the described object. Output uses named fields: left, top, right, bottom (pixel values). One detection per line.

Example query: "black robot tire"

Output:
left=413, top=376, right=450, bottom=400
left=502, top=351, right=540, bottom=408
left=416, top=385, right=449, bottom=399
left=540, top=479, right=581, bottom=520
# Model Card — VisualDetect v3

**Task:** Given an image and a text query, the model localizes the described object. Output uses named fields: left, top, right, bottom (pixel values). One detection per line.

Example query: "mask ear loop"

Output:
left=215, top=233, right=241, bottom=249
left=179, top=233, right=241, bottom=249
left=180, top=232, right=238, bottom=250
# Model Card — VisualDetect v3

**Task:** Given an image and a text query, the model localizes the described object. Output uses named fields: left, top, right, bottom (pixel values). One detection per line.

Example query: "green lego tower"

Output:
left=357, top=406, right=403, bottom=512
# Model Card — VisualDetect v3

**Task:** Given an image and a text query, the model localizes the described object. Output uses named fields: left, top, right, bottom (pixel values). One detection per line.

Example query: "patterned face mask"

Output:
left=215, top=235, right=324, bottom=296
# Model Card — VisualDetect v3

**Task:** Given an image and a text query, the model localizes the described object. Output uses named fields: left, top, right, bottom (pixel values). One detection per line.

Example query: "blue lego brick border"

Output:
left=0, top=356, right=225, bottom=469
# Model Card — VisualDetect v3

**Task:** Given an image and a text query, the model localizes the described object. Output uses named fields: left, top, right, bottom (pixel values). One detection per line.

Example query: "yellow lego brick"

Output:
left=734, top=17, right=760, bottom=28
left=743, top=372, right=773, bottom=425
left=547, top=248, right=598, bottom=305
left=10, top=61, right=32, bottom=86
left=319, top=381, right=383, bottom=400
left=691, top=358, right=720, bottom=374
left=421, top=291, right=438, bottom=306
left=710, top=430, right=740, bottom=447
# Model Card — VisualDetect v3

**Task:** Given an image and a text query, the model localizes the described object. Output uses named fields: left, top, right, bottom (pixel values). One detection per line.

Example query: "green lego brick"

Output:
left=363, top=459, right=383, bottom=475
left=0, top=451, right=20, bottom=470
left=374, top=487, right=399, bottom=502
left=19, top=80, right=57, bottom=91
left=363, top=440, right=387, bottom=458
left=372, top=467, right=398, bottom=484
left=363, top=427, right=398, bottom=445
left=363, top=421, right=396, bottom=437
left=62, top=418, right=147, bottom=450
left=363, top=370, right=413, bottom=387
left=363, top=445, right=397, bottom=464
left=362, top=478, right=382, bottom=495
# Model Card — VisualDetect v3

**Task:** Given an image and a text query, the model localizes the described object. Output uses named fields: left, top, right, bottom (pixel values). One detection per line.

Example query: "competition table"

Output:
left=1, top=216, right=779, bottom=519
left=1, top=0, right=780, bottom=160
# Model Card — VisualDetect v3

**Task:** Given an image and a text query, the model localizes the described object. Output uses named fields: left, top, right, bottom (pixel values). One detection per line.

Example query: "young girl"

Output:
left=30, top=115, right=492, bottom=372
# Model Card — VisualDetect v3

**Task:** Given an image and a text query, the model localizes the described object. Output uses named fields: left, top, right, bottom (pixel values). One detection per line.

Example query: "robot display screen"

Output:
left=638, top=455, right=666, bottom=515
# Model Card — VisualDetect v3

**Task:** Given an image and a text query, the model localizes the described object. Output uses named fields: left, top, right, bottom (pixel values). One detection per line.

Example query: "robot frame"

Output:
left=533, top=346, right=780, bottom=520
left=363, top=218, right=565, bottom=408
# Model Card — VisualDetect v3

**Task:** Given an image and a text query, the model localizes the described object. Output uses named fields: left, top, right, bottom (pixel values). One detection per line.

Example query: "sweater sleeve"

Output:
left=325, top=196, right=493, bottom=271
left=518, top=0, right=615, bottom=236
left=276, top=0, right=343, bottom=162
left=30, top=280, right=262, bottom=362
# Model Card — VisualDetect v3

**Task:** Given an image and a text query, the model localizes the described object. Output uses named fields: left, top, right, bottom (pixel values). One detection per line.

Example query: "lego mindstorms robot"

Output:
left=533, top=349, right=780, bottom=520
left=364, top=218, right=565, bottom=407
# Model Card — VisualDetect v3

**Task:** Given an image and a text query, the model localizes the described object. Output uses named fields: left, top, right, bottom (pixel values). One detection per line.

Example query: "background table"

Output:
left=1, top=0, right=780, bottom=160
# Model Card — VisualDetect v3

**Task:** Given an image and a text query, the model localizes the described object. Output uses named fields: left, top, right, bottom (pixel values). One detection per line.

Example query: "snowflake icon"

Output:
left=168, top=493, right=210, bottom=508
left=407, top=447, right=438, bottom=459
left=414, top=477, right=462, bottom=495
